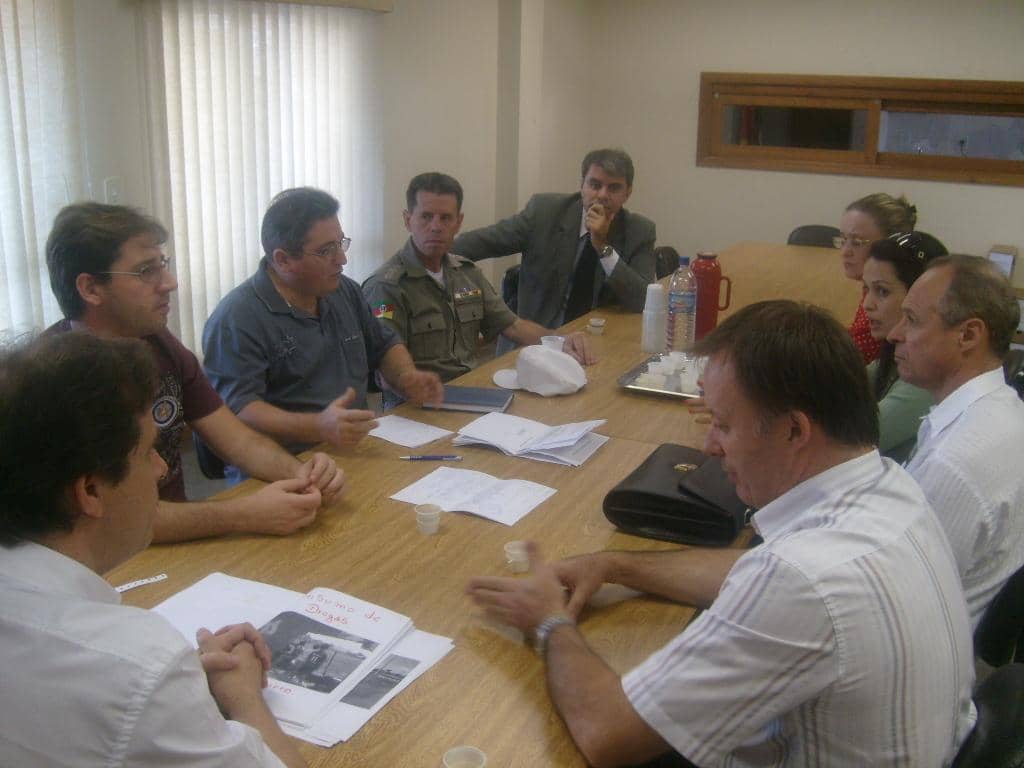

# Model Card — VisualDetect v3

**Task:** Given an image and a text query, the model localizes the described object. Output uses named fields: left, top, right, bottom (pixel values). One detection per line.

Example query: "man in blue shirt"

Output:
left=203, top=187, right=443, bottom=452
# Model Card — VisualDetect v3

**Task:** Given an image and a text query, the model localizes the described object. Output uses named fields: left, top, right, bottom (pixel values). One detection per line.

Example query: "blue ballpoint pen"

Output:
left=398, top=455, right=463, bottom=461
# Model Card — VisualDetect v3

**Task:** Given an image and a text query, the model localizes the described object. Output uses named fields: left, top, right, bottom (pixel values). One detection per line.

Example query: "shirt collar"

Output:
left=923, top=367, right=1006, bottom=438
left=253, top=256, right=298, bottom=315
left=751, top=450, right=884, bottom=541
left=0, top=541, right=121, bottom=605
left=399, top=238, right=459, bottom=276
left=252, top=256, right=326, bottom=319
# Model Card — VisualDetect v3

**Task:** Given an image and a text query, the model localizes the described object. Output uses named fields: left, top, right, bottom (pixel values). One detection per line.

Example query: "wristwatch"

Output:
left=599, top=244, right=614, bottom=259
left=533, top=614, right=575, bottom=657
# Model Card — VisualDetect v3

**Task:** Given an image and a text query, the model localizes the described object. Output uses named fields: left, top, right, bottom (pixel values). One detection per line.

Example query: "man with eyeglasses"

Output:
left=203, top=187, right=443, bottom=455
left=362, top=172, right=595, bottom=385
left=44, top=202, right=345, bottom=544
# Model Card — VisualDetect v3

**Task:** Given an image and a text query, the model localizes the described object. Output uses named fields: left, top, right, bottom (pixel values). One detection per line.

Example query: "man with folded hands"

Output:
left=468, top=300, right=975, bottom=768
left=0, top=333, right=304, bottom=767
left=45, top=202, right=344, bottom=542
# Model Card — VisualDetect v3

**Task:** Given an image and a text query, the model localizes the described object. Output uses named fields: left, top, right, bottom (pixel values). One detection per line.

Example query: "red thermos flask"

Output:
left=693, top=251, right=732, bottom=340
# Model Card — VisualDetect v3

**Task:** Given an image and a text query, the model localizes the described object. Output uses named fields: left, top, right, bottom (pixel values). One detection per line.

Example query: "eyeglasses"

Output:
left=833, top=234, right=874, bottom=250
left=889, top=231, right=927, bottom=262
left=98, top=255, right=173, bottom=284
left=302, top=237, right=352, bottom=260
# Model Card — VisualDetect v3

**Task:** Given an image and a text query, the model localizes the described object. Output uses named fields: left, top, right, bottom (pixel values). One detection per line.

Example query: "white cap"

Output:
left=644, top=283, right=666, bottom=311
left=492, top=345, right=586, bottom=396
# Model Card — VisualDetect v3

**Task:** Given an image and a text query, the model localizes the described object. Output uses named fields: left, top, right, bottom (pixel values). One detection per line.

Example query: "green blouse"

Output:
left=869, top=360, right=933, bottom=464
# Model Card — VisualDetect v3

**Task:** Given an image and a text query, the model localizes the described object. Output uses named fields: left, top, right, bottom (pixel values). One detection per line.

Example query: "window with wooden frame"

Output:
left=697, top=73, right=1024, bottom=187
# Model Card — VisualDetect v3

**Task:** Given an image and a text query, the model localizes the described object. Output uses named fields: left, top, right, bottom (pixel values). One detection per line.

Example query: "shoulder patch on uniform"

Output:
left=373, top=302, right=394, bottom=320
left=381, top=264, right=406, bottom=283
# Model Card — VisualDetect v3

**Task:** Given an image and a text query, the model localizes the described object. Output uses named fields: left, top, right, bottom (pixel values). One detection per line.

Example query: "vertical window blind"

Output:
left=143, top=0, right=384, bottom=350
left=0, top=0, right=82, bottom=340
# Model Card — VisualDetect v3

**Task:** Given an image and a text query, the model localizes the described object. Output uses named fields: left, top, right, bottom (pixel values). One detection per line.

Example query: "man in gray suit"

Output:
left=453, top=148, right=656, bottom=328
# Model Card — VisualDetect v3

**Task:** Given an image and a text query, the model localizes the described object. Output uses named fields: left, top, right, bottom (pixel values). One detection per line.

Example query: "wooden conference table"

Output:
left=108, top=242, right=857, bottom=767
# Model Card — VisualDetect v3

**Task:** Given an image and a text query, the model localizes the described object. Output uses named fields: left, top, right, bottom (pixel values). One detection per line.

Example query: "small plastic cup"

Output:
left=587, top=317, right=606, bottom=335
left=442, top=745, right=487, bottom=768
left=415, top=504, right=442, bottom=535
left=644, top=282, right=666, bottom=311
left=540, top=335, right=564, bottom=351
left=504, top=541, right=529, bottom=573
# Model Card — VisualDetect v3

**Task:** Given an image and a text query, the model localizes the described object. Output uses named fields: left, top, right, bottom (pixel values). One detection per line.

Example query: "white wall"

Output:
left=67, top=0, right=1024, bottom=319
left=73, top=0, right=151, bottom=212
left=585, top=0, right=1024, bottom=287
left=372, top=0, right=501, bottom=271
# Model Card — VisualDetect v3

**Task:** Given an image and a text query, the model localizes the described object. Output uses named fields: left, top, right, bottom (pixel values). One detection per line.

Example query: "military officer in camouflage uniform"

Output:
left=363, top=172, right=594, bottom=382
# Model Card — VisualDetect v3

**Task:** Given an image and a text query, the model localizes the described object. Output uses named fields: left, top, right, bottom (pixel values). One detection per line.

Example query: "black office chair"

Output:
left=653, top=246, right=680, bottom=279
left=501, top=264, right=520, bottom=313
left=1004, top=348, right=1024, bottom=401
left=787, top=225, right=840, bottom=248
left=974, top=562, right=1024, bottom=667
left=952, top=663, right=1024, bottom=768
left=192, top=431, right=227, bottom=480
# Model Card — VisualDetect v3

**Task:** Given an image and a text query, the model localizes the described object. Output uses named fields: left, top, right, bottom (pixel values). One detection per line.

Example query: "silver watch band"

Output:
left=533, top=614, right=574, bottom=657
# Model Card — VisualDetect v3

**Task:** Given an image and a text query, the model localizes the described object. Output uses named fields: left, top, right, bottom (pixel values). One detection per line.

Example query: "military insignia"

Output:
left=373, top=302, right=394, bottom=320
left=454, top=288, right=482, bottom=301
left=673, top=463, right=698, bottom=473
left=152, top=395, right=180, bottom=428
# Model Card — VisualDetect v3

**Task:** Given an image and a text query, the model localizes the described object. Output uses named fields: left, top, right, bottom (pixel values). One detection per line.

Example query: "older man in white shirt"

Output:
left=890, top=254, right=1024, bottom=629
left=0, top=333, right=304, bottom=768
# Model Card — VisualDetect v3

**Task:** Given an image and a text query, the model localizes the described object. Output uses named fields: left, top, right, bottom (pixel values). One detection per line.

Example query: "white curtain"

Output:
left=143, top=0, right=384, bottom=351
left=0, top=0, right=82, bottom=340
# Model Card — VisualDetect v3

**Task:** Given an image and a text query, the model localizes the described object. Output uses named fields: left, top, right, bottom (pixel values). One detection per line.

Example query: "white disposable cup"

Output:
left=442, top=745, right=487, bottom=768
left=587, top=317, right=606, bottom=335
left=540, top=335, right=564, bottom=351
left=415, top=504, right=442, bottom=535
left=504, top=540, right=529, bottom=573
left=637, top=373, right=666, bottom=389
left=644, top=282, right=666, bottom=311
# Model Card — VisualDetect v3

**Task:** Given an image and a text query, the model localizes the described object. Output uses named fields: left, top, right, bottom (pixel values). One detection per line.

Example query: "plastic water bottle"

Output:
left=665, top=255, right=697, bottom=354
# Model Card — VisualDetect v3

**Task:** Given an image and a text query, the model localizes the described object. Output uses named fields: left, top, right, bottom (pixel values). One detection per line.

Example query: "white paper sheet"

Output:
left=454, top=412, right=606, bottom=464
left=391, top=466, right=556, bottom=525
left=368, top=415, right=453, bottom=448
left=282, top=630, right=454, bottom=746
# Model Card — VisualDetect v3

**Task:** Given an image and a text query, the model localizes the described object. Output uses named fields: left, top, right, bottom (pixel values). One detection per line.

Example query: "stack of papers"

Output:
left=391, top=466, right=556, bottom=526
left=453, top=412, right=609, bottom=466
left=154, top=573, right=453, bottom=746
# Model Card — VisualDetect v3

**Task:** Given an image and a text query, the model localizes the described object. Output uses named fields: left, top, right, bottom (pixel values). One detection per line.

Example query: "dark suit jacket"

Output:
left=453, top=192, right=657, bottom=328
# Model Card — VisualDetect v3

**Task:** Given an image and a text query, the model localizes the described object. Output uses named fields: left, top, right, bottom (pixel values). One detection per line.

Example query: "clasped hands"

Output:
left=197, top=623, right=273, bottom=715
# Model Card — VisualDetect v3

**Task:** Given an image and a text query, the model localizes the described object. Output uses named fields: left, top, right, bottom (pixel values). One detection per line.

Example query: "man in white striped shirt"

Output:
left=891, top=254, right=1024, bottom=629
left=468, top=301, right=975, bottom=768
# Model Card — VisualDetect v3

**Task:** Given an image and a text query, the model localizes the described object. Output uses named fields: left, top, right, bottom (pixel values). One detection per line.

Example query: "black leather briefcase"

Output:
left=603, top=444, right=751, bottom=546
